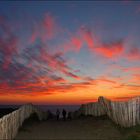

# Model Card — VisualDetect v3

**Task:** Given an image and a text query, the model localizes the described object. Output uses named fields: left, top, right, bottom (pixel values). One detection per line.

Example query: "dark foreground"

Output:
left=14, top=114, right=140, bottom=140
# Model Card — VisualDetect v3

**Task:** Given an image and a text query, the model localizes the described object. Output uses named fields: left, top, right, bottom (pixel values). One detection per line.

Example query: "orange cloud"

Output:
left=126, top=84, right=140, bottom=90
left=0, top=73, right=139, bottom=104
left=112, top=96, right=138, bottom=101
left=128, top=73, right=140, bottom=85
left=81, top=98, right=97, bottom=103
left=132, top=74, right=140, bottom=81
left=97, top=77, right=117, bottom=84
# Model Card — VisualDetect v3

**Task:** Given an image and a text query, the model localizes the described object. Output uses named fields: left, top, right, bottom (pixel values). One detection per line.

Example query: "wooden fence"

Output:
left=0, top=103, right=47, bottom=140
left=79, top=102, right=106, bottom=116
left=79, top=96, right=140, bottom=127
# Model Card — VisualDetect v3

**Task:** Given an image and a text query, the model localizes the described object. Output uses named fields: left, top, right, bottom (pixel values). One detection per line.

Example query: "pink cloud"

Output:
left=62, top=70, right=81, bottom=80
left=0, top=17, right=18, bottom=70
left=80, top=27, right=94, bottom=50
left=58, top=27, right=94, bottom=54
left=71, top=36, right=83, bottom=51
left=29, top=13, right=58, bottom=44
left=122, top=66, right=140, bottom=73
left=62, top=27, right=125, bottom=60
left=57, top=36, right=83, bottom=54
left=38, top=47, right=81, bottom=80
left=95, top=41, right=124, bottom=58
left=29, top=30, right=38, bottom=44
left=126, top=47, right=140, bottom=60
left=43, top=13, right=57, bottom=40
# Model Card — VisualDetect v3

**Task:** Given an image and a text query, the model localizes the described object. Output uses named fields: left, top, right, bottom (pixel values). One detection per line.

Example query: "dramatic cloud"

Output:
left=0, top=4, right=140, bottom=104
left=0, top=16, right=18, bottom=69
left=95, top=40, right=124, bottom=58
left=0, top=16, right=83, bottom=96
left=59, top=27, right=125, bottom=60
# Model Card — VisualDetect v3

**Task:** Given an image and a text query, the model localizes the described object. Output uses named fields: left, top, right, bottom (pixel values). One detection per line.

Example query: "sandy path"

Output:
left=15, top=116, right=124, bottom=140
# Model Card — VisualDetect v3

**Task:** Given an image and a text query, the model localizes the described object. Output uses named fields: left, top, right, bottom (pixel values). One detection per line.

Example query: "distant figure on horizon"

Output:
left=62, top=109, right=67, bottom=121
left=56, top=109, right=60, bottom=121
left=47, top=110, right=53, bottom=120
left=67, top=111, right=72, bottom=120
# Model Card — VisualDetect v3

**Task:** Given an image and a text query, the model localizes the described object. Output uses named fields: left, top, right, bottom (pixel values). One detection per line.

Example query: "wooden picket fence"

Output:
left=0, top=103, right=47, bottom=140
left=79, top=96, right=140, bottom=127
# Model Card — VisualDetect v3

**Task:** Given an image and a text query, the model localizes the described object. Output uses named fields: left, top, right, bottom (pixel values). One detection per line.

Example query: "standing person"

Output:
left=67, top=112, right=72, bottom=120
left=62, top=109, right=67, bottom=121
left=56, top=109, right=60, bottom=121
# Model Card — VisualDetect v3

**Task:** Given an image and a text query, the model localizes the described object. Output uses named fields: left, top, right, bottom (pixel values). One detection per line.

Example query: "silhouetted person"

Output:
left=62, top=109, right=67, bottom=121
left=67, top=111, right=72, bottom=120
left=56, top=109, right=60, bottom=120
left=47, top=110, right=53, bottom=120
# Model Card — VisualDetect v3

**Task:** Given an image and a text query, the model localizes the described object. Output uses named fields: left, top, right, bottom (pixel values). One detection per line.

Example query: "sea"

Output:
left=0, top=105, right=80, bottom=117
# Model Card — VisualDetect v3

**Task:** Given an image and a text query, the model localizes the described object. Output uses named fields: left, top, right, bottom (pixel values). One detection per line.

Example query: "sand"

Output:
left=15, top=115, right=125, bottom=140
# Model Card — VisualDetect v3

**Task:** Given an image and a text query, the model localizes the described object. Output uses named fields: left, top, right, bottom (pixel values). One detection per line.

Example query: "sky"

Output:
left=0, top=1, right=140, bottom=105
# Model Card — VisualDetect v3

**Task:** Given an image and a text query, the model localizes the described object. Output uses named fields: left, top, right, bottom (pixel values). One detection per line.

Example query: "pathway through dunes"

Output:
left=15, top=115, right=125, bottom=140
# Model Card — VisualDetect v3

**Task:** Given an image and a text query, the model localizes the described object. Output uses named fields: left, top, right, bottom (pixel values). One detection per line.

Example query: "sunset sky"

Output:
left=0, top=1, right=140, bottom=105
